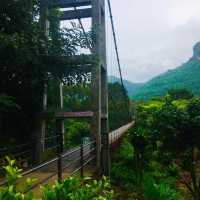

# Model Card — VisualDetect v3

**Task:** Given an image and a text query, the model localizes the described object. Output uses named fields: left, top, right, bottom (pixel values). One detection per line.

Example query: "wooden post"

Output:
left=34, top=0, right=49, bottom=163
left=91, top=62, right=101, bottom=173
left=41, top=79, right=48, bottom=151
left=91, top=0, right=102, bottom=174
left=100, top=0, right=110, bottom=176
left=101, top=69, right=110, bottom=176
left=40, top=0, right=49, bottom=37
left=57, top=81, right=64, bottom=181
left=80, top=138, right=84, bottom=178
left=59, top=82, right=65, bottom=146
left=56, top=118, right=64, bottom=181
left=91, top=0, right=109, bottom=175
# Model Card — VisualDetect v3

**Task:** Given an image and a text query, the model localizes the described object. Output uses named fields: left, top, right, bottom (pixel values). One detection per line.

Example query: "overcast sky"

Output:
left=107, top=0, right=200, bottom=82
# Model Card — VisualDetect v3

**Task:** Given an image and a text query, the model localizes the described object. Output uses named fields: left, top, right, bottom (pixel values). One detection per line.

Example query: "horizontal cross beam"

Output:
left=60, top=8, right=92, bottom=20
left=56, top=111, right=94, bottom=118
left=49, top=0, right=91, bottom=8
left=42, top=54, right=97, bottom=65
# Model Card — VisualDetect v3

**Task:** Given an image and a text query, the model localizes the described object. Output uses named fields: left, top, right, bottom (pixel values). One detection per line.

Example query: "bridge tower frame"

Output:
left=39, top=0, right=110, bottom=176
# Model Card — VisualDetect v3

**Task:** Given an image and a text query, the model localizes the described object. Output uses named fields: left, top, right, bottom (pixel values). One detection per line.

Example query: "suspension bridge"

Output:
left=0, top=0, right=134, bottom=191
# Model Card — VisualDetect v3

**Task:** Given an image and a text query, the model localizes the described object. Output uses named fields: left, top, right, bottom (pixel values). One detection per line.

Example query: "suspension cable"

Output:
left=107, top=0, right=125, bottom=90
left=107, top=0, right=130, bottom=120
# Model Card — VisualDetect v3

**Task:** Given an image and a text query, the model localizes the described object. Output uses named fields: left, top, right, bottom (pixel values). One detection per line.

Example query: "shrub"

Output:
left=0, top=157, right=35, bottom=200
left=116, top=137, right=134, bottom=161
left=42, top=176, right=113, bottom=200
left=111, top=162, right=136, bottom=190
left=0, top=158, right=114, bottom=200
left=143, top=174, right=180, bottom=200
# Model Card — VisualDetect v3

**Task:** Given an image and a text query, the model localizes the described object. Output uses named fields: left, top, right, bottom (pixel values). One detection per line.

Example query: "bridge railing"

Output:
left=0, top=141, right=96, bottom=192
left=0, top=122, right=134, bottom=192
left=109, top=122, right=134, bottom=144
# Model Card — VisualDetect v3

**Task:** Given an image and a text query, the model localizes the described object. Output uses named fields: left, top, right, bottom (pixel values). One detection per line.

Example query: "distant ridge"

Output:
left=133, top=42, right=200, bottom=100
left=108, top=76, right=144, bottom=97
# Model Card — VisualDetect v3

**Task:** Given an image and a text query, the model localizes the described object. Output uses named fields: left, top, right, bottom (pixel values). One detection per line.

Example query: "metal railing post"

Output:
left=56, top=119, right=64, bottom=182
left=80, top=138, right=84, bottom=178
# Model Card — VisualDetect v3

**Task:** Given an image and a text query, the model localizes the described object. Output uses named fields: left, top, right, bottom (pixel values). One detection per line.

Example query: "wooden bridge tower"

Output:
left=39, top=0, right=110, bottom=176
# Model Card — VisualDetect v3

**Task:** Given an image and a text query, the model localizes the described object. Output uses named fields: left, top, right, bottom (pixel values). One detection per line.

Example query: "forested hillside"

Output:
left=111, top=91, right=200, bottom=200
left=108, top=76, right=144, bottom=97
left=133, top=43, right=200, bottom=100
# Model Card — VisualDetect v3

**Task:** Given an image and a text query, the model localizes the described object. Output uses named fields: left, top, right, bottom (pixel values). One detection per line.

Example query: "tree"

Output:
left=108, top=82, right=131, bottom=130
left=0, top=0, right=46, bottom=144
left=0, top=0, right=93, bottom=147
left=168, top=88, right=194, bottom=100
left=132, top=96, right=200, bottom=199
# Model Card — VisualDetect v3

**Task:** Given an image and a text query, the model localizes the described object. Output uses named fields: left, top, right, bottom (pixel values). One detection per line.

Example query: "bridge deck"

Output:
left=0, top=122, right=134, bottom=191
left=109, top=122, right=134, bottom=144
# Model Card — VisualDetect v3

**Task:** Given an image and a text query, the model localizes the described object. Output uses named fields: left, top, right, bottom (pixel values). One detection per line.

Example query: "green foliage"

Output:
left=133, top=57, right=200, bottom=100
left=168, top=88, right=194, bottom=100
left=118, top=138, right=134, bottom=161
left=64, top=120, right=90, bottom=148
left=3, top=157, right=22, bottom=188
left=0, top=95, right=20, bottom=112
left=0, top=158, right=113, bottom=200
left=108, top=76, right=144, bottom=97
left=63, top=85, right=91, bottom=112
left=0, top=0, right=94, bottom=147
left=130, top=95, right=200, bottom=199
left=167, top=163, right=179, bottom=178
left=108, top=82, right=131, bottom=130
left=0, top=157, right=35, bottom=200
left=111, top=162, right=136, bottom=190
left=42, top=176, right=113, bottom=200
left=0, top=0, right=45, bottom=144
left=111, top=137, right=137, bottom=190
left=172, top=99, right=189, bottom=109
left=143, top=174, right=180, bottom=200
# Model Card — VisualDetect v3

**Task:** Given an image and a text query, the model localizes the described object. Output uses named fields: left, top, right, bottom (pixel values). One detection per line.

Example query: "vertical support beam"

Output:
left=91, top=62, right=101, bottom=173
left=40, top=0, right=50, bottom=37
left=91, top=0, right=102, bottom=174
left=91, top=0, right=109, bottom=175
left=80, top=138, right=84, bottom=178
left=41, top=79, right=48, bottom=152
left=100, top=0, right=110, bottom=176
left=59, top=82, right=65, bottom=147
left=56, top=118, right=64, bottom=181
left=101, top=69, right=110, bottom=176
left=57, top=81, right=64, bottom=181
left=35, top=0, right=49, bottom=163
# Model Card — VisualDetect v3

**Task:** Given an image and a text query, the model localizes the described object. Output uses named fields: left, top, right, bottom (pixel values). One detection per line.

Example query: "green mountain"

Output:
left=108, top=76, right=144, bottom=97
left=133, top=42, right=200, bottom=100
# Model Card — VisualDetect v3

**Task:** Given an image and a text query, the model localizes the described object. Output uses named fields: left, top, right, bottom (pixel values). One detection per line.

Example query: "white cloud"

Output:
left=107, top=0, right=200, bottom=82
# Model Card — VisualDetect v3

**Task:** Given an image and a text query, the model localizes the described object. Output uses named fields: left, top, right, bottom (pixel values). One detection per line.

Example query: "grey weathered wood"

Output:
left=91, top=0, right=105, bottom=175
left=91, top=62, right=101, bottom=173
left=59, top=82, right=65, bottom=146
left=40, top=0, right=49, bottom=37
left=49, top=0, right=91, bottom=8
left=99, top=0, right=110, bottom=176
left=60, top=8, right=92, bottom=21
left=39, top=0, right=109, bottom=176
left=101, top=69, right=110, bottom=176
left=57, top=82, right=65, bottom=181
left=56, top=111, right=94, bottom=118
left=35, top=0, right=49, bottom=162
